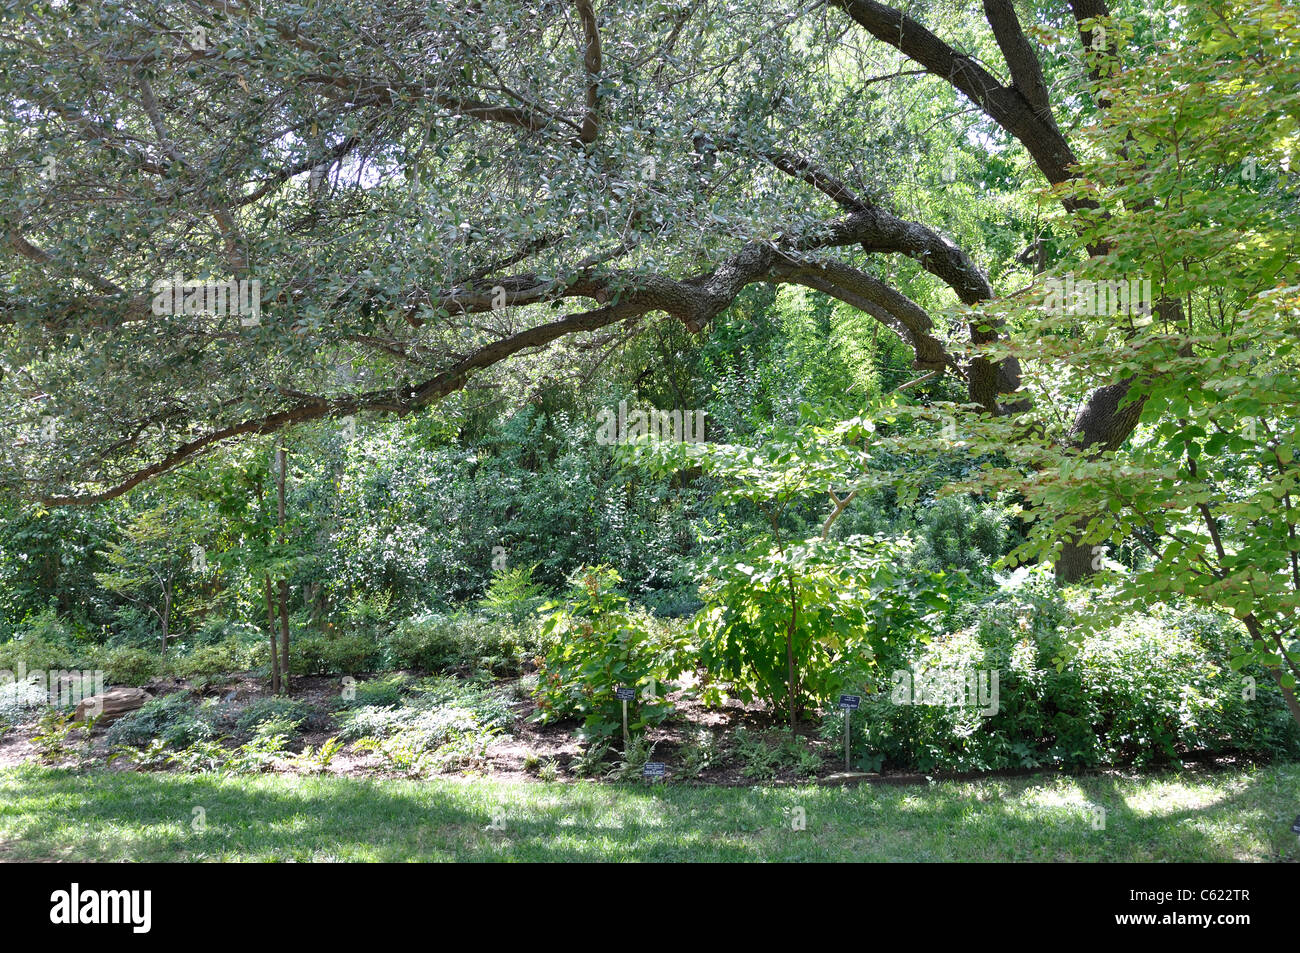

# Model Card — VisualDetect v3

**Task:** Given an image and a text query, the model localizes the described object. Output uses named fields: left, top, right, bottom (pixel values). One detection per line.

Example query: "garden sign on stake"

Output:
left=838, top=694, right=861, bottom=772
left=616, top=686, right=635, bottom=748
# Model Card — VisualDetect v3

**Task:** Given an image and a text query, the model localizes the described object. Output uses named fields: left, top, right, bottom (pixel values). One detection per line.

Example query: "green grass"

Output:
left=1, top=763, right=1296, bottom=862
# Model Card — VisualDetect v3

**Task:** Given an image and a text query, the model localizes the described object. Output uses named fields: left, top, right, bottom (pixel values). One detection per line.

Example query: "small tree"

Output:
left=532, top=566, right=685, bottom=741
left=95, top=502, right=206, bottom=655
left=183, top=442, right=303, bottom=695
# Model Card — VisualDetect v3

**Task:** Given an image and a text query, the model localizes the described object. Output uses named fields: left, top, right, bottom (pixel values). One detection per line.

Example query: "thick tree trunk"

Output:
left=1054, top=376, right=1148, bottom=582
left=1053, top=299, right=1180, bottom=582
left=831, top=0, right=1159, bottom=584
left=1054, top=539, right=1096, bottom=585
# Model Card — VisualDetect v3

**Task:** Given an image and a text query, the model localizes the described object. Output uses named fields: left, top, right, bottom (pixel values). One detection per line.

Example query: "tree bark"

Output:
left=265, top=572, right=280, bottom=694
left=833, top=0, right=1154, bottom=581
left=276, top=446, right=290, bottom=693
left=1054, top=375, right=1148, bottom=581
left=1270, top=668, right=1300, bottom=733
left=1243, top=616, right=1300, bottom=733
left=161, top=590, right=170, bottom=657
left=278, top=579, right=291, bottom=693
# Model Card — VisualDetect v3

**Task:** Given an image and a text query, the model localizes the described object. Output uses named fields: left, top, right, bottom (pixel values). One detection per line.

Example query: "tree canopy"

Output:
left=3, top=0, right=1181, bottom=505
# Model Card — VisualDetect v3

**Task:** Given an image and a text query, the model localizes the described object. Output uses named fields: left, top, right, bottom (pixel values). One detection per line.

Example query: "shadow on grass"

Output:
left=874, top=763, right=1298, bottom=862
left=1, top=767, right=790, bottom=862
left=0, top=763, right=1293, bottom=862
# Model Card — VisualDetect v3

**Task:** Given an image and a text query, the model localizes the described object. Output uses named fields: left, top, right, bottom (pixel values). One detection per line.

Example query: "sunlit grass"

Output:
left=0, top=763, right=1295, bottom=862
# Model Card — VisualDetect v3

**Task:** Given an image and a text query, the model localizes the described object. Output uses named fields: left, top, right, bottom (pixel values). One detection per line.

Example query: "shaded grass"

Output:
left=0, top=762, right=1296, bottom=862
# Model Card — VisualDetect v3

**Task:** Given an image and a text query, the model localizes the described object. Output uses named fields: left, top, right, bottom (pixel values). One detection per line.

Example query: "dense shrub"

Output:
left=107, top=693, right=214, bottom=749
left=382, top=611, right=544, bottom=676
left=532, top=567, right=692, bottom=739
left=189, top=618, right=261, bottom=648
left=291, top=630, right=382, bottom=676
left=0, top=637, right=75, bottom=675
left=172, top=640, right=249, bottom=686
left=690, top=535, right=954, bottom=721
left=341, top=673, right=411, bottom=709
left=640, top=585, right=702, bottom=619
left=913, top=495, right=1015, bottom=577
left=103, top=647, right=162, bottom=687
left=0, top=610, right=84, bottom=673
left=382, top=613, right=471, bottom=673
left=1, top=625, right=162, bottom=689
left=825, top=580, right=1300, bottom=772
left=477, top=565, right=548, bottom=622
left=104, top=606, right=165, bottom=650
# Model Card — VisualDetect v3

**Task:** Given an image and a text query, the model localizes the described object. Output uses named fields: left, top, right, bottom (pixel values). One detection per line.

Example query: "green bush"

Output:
left=15, top=608, right=78, bottom=645
left=104, top=606, right=163, bottom=650
left=0, top=638, right=74, bottom=676
left=107, top=692, right=214, bottom=749
left=0, top=610, right=82, bottom=673
left=342, top=674, right=411, bottom=709
left=341, top=590, right=399, bottom=633
left=734, top=728, right=822, bottom=780
left=410, top=675, right=515, bottom=730
left=477, top=564, right=548, bottom=621
left=173, top=640, right=246, bottom=686
left=103, top=647, right=162, bottom=687
left=827, top=580, right=1300, bottom=772
left=531, top=567, right=691, bottom=739
left=691, top=536, right=949, bottom=721
left=914, top=495, right=1015, bottom=577
left=640, top=586, right=703, bottom=619
left=382, top=613, right=467, bottom=672
left=235, top=697, right=310, bottom=735
left=291, top=630, right=382, bottom=677
left=382, top=611, right=542, bottom=676
left=189, top=617, right=259, bottom=647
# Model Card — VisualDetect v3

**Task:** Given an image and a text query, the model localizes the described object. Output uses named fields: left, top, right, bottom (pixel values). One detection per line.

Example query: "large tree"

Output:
left=0, top=0, right=1173, bottom=582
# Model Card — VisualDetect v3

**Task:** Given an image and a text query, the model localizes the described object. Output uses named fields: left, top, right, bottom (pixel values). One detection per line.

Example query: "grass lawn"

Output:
left=1, top=762, right=1296, bottom=862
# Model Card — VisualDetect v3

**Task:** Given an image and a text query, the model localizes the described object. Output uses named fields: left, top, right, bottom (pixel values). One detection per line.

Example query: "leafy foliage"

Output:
left=532, top=567, right=691, bottom=739
left=919, top=0, right=1300, bottom=703
left=107, top=693, right=214, bottom=750
left=627, top=418, right=958, bottom=722
left=831, top=579, right=1300, bottom=772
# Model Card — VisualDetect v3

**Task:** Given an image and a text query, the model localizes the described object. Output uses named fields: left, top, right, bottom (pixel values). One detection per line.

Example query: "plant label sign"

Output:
left=643, top=762, right=666, bottom=779
left=838, top=694, right=861, bottom=710
left=615, top=686, right=635, bottom=701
